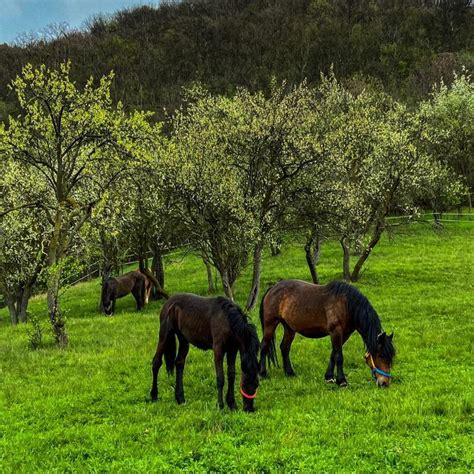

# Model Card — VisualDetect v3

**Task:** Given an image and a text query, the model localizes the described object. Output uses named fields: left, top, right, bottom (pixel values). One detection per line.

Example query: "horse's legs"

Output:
left=132, top=285, right=141, bottom=311
left=150, top=340, right=166, bottom=401
left=225, top=347, right=238, bottom=410
left=280, top=323, right=296, bottom=377
left=140, top=280, right=146, bottom=309
left=330, top=331, right=348, bottom=387
left=175, top=333, right=189, bottom=405
left=259, top=318, right=279, bottom=378
left=213, top=343, right=226, bottom=409
left=324, top=349, right=336, bottom=383
left=134, top=279, right=146, bottom=311
left=112, top=298, right=116, bottom=315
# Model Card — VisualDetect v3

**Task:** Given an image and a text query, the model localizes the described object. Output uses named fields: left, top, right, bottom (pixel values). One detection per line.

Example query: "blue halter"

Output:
left=372, top=367, right=392, bottom=379
left=365, top=352, right=392, bottom=379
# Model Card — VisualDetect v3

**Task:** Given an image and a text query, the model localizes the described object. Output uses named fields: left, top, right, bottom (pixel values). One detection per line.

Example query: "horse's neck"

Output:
left=236, top=337, right=246, bottom=355
left=355, top=312, right=382, bottom=352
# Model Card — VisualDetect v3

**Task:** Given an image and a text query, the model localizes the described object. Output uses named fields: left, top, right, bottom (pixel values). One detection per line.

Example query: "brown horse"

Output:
left=259, top=280, right=395, bottom=387
left=150, top=294, right=260, bottom=411
left=101, top=269, right=168, bottom=315
left=101, top=271, right=146, bottom=315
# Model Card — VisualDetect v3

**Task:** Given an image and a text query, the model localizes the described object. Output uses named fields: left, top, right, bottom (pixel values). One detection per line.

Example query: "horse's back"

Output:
left=161, top=293, right=229, bottom=350
left=113, top=271, right=144, bottom=297
left=264, top=279, right=343, bottom=337
left=266, top=279, right=329, bottom=306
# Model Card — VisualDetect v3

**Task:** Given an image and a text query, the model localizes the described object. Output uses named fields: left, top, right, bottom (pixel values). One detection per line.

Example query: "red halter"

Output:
left=240, top=385, right=257, bottom=400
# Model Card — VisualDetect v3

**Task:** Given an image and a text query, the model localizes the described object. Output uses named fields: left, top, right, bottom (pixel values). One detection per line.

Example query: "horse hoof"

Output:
left=285, top=371, right=297, bottom=377
left=260, top=371, right=269, bottom=379
left=338, top=380, right=348, bottom=388
left=325, top=378, right=336, bottom=384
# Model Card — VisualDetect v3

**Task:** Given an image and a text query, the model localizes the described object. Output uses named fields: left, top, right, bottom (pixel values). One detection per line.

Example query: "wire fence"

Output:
left=386, top=212, right=474, bottom=224
left=67, top=212, right=472, bottom=288
left=68, top=243, right=191, bottom=287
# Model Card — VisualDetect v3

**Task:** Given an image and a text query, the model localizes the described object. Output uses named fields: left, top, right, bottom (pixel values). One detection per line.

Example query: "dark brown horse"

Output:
left=150, top=294, right=260, bottom=411
left=101, top=271, right=146, bottom=315
left=259, top=280, right=395, bottom=387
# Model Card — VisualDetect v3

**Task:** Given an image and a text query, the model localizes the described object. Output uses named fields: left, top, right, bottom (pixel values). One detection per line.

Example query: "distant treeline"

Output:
left=0, top=0, right=472, bottom=120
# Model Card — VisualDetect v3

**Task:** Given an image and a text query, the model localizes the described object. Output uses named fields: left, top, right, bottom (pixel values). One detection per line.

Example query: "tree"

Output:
left=167, top=88, right=257, bottom=300
left=111, top=163, right=177, bottom=296
left=0, top=62, right=157, bottom=345
left=81, top=196, right=129, bottom=311
left=0, top=162, right=48, bottom=324
left=221, top=81, right=329, bottom=310
left=168, top=82, right=330, bottom=305
left=421, top=71, right=474, bottom=209
left=317, top=75, right=464, bottom=281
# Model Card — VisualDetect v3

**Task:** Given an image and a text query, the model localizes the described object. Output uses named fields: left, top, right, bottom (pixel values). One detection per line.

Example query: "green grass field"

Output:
left=1, top=223, right=473, bottom=472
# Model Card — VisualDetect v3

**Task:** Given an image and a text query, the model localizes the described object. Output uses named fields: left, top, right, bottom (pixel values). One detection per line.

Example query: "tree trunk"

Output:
left=350, top=225, right=384, bottom=282
left=340, top=237, right=351, bottom=281
left=47, top=270, right=67, bottom=347
left=4, top=284, right=33, bottom=324
left=5, top=295, right=18, bottom=325
left=17, top=286, right=31, bottom=323
left=152, top=245, right=165, bottom=297
left=47, top=233, right=68, bottom=347
left=246, top=242, right=263, bottom=311
left=138, top=255, right=147, bottom=272
left=220, top=268, right=234, bottom=301
left=270, top=238, right=282, bottom=256
left=305, top=230, right=321, bottom=284
left=203, top=257, right=215, bottom=294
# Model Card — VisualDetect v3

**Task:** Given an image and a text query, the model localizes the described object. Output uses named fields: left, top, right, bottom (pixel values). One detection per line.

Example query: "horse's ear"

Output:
left=377, top=332, right=386, bottom=342
left=388, top=332, right=394, bottom=341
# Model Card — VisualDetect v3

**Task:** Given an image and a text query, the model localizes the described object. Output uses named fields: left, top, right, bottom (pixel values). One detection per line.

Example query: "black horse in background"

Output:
left=102, top=269, right=169, bottom=315
left=101, top=270, right=146, bottom=315
left=150, top=294, right=260, bottom=412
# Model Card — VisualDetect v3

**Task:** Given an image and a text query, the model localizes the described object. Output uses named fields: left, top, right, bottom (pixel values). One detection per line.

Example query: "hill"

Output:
left=1, top=0, right=473, bottom=121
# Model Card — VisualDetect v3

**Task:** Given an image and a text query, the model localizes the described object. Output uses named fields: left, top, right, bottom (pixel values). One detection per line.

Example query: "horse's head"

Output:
left=240, top=350, right=259, bottom=412
left=104, top=301, right=114, bottom=315
left=101, top=280, right=114, bottom=315
left=365, top=332, right=395, bottom=387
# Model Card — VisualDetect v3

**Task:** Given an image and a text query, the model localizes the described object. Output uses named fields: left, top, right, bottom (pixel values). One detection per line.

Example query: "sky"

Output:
left=0, top=0, right=160, bottom=44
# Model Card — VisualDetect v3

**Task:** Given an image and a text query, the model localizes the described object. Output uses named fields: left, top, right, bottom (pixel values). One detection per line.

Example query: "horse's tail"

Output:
left=160, top=303, right=177, bottom=375
left=140, top=268, right=169, bottom=300
left=259, top=287, right=278, bottom=367
left=164, top=329, right=176, bottom=375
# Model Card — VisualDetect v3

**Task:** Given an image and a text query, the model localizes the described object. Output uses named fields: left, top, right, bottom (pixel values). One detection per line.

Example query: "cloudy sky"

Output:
left=0, top=1, right=160, bottom=44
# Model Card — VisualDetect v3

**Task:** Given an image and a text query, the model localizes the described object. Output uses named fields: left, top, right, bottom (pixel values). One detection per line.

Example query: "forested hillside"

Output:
left=0, top=0, right=473, bottom=120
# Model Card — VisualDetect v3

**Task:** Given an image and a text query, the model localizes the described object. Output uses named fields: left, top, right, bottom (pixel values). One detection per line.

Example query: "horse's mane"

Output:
left=327, top=281, right=395, bottom=363
left=215, top=297, right=260, bottom=368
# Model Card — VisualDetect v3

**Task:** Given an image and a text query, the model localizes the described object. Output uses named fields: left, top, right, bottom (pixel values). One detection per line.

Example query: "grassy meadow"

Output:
left=0, top=223, right=473, bottom=472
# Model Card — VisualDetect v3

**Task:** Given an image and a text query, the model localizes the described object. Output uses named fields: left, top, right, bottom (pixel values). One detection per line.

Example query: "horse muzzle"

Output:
left=241, top=386, right=257, bottom=412
left=376, top=377, right=390, bottom=387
